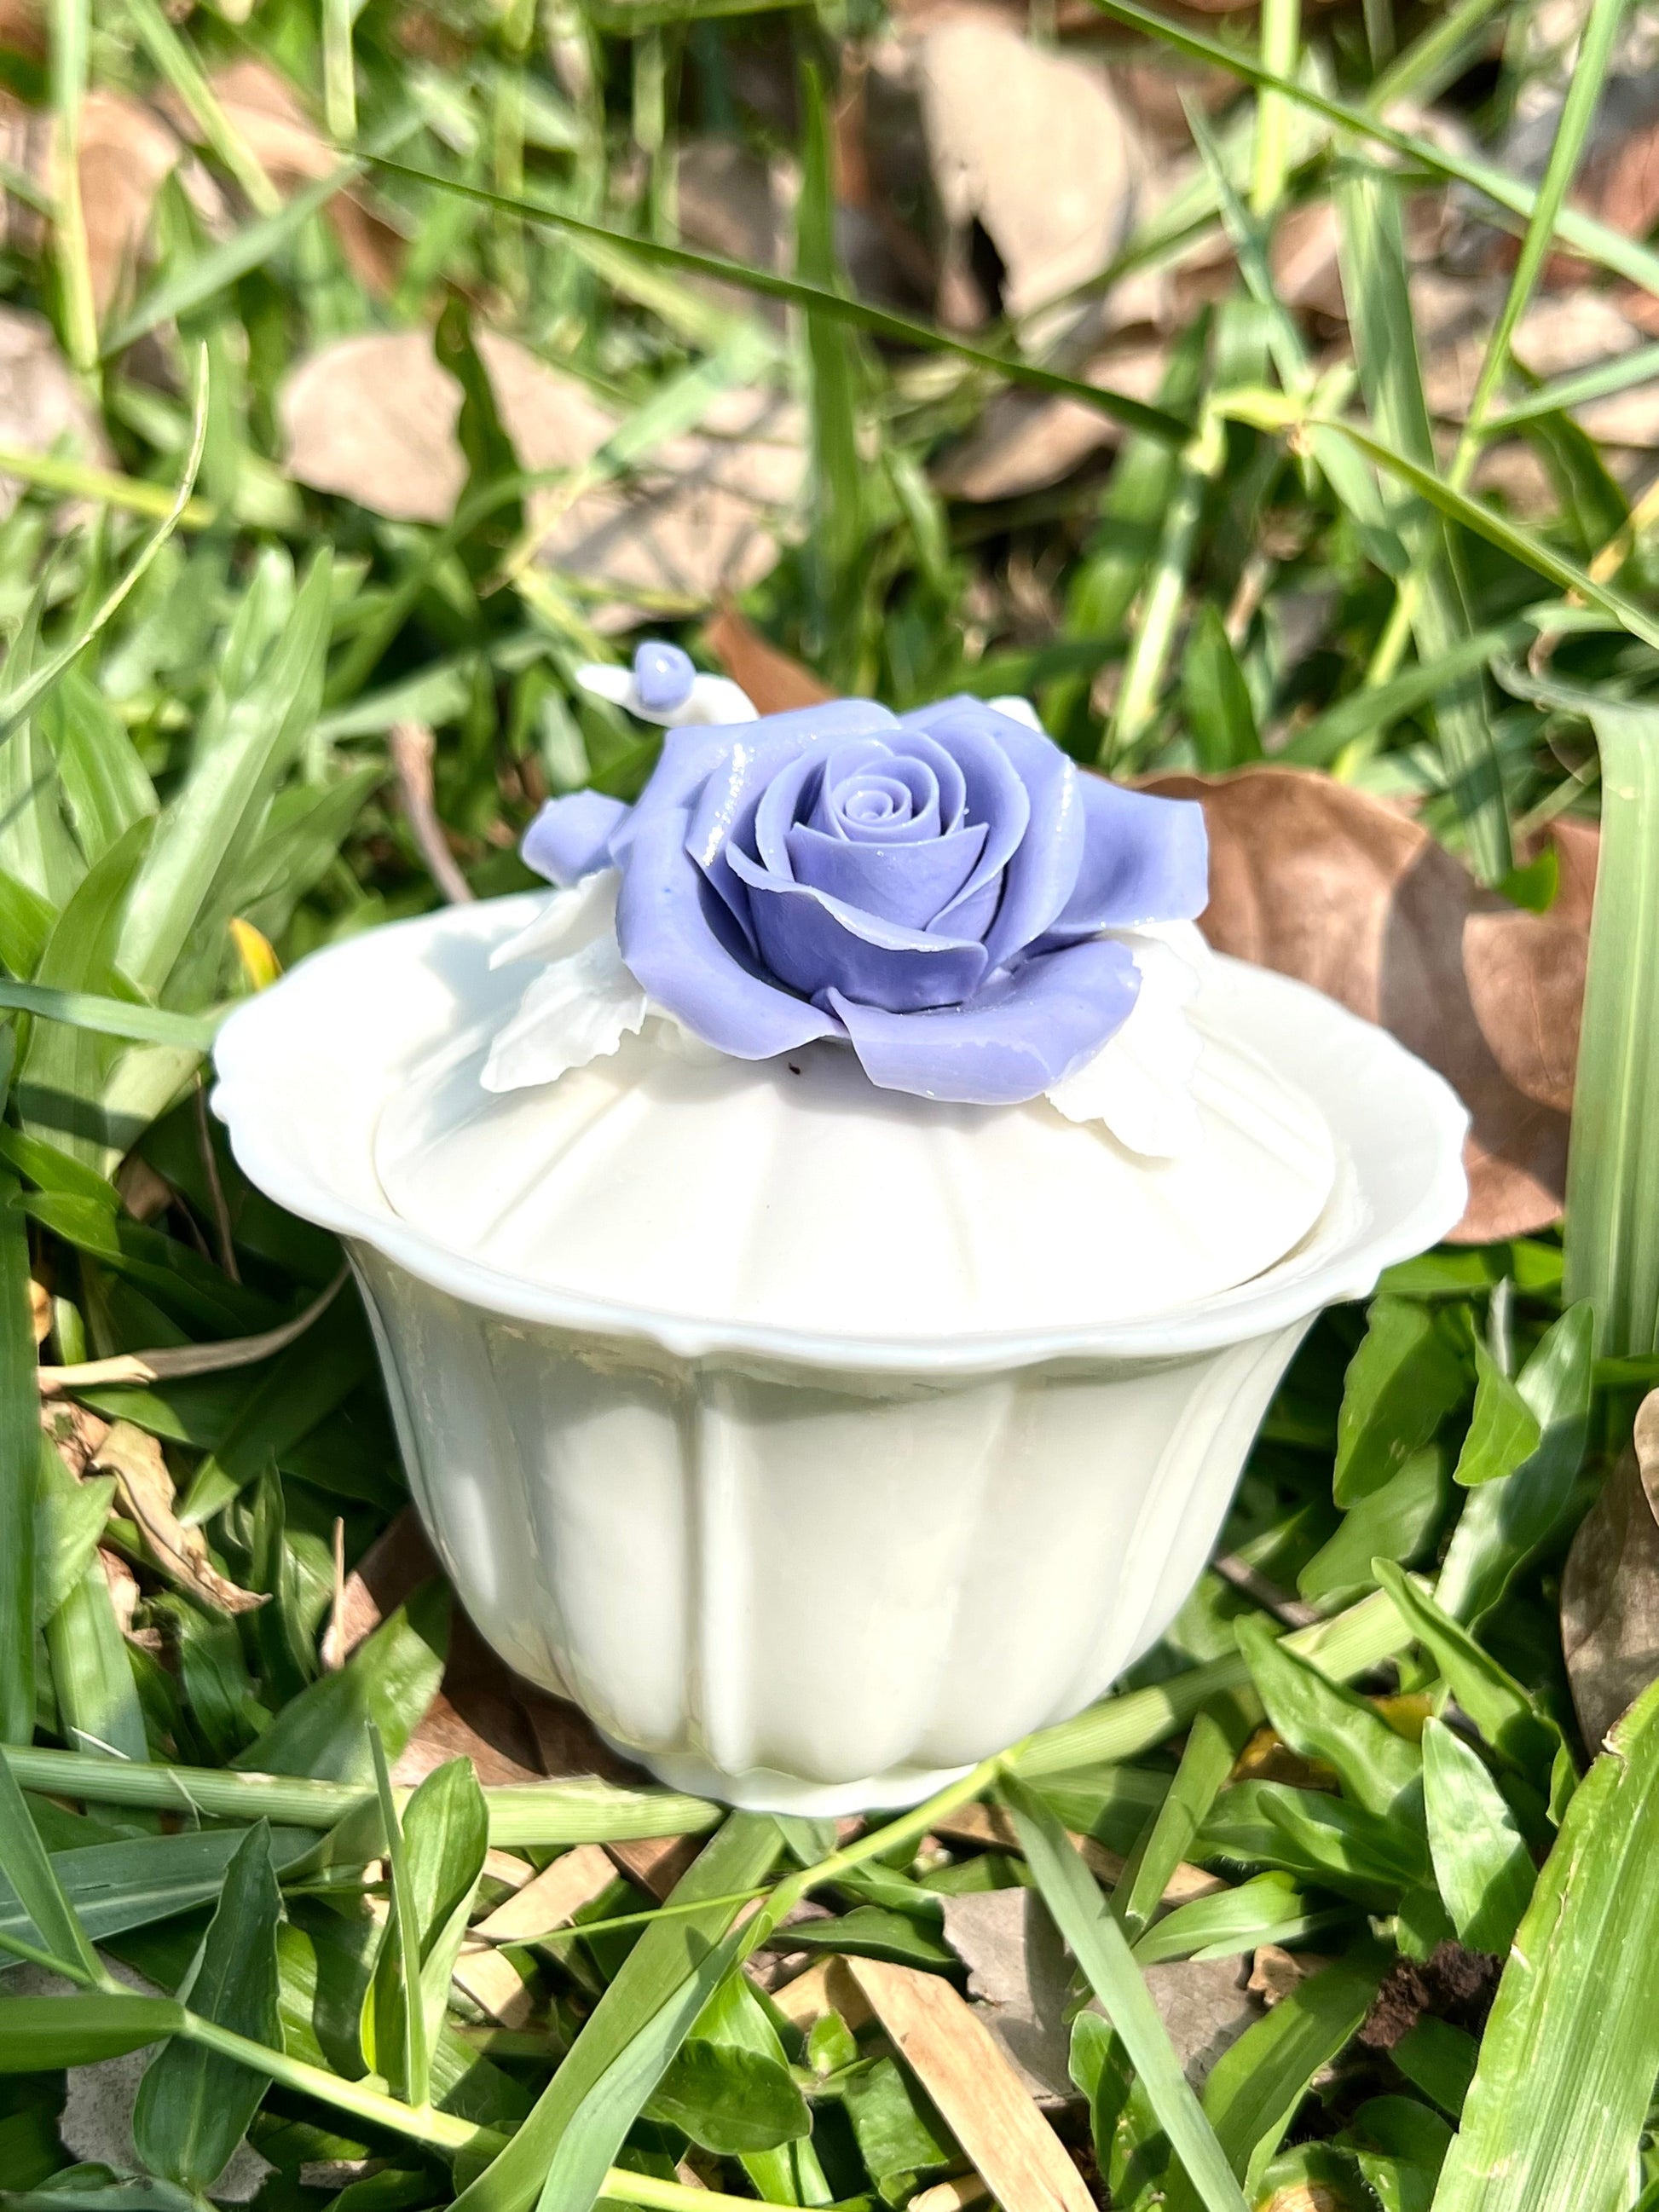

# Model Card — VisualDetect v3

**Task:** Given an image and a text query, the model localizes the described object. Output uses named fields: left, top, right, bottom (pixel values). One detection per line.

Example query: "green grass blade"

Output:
left=1251, top=0, right=1301, bottom=216
left=361, top=157, right=1187, bottom=446
left=1561, top=697, right=1659, bottom=1354
left=1003, top=1774, right=1250, bottom=2212
left=0, top=1167, right=34, bottom=1747
left=1421, top=1719, right=1535, bottom=1957
left=1335, top=165, right=1508, bottom=879
left=0, top=360, right=210, bottom=742
left=49, top=0, right=97, bottom=375
left=102, top=159, right=366, bottom=358
left=46, top=1557, right=150, bottom=1766
left=1309, top=415, right=1659, bottom=654
left=121, top=0, right=280, bottom=215
left=369, top=1720, right=431, bottom=2111
left=0, top=1748, right=101, bottom=1981
left=1083, top=0, right=1659, bottom=304
left=123, top=547, right=332, bottom=996
left=452, top=1814, right=781, bottom=2212
left=0, top=1992, right=185, bottom=2068
left=0, top=985, right=217, bottom=1053
left=1451, top=0, right=1629, bottom=471
left=1172, top=1949, right=1386, bottom=2204
left=1429, top=1676, right=1659, bottom=2209
left=797, top=61, right=866, bottom=684
left=1115, top=1699, right=1248, bottom=1938
left=1237, top=1614, right=1422, bottom=1819
left=1280, top=620, right=1534, bottom=765
left=3, top=1747, right=720, bottom=1840
left=1484, top=344, right=1659, bottom=432
left=131, top=1821, right=283, bottom=2192
left=1012, top=1585, right=1411, bottom=1774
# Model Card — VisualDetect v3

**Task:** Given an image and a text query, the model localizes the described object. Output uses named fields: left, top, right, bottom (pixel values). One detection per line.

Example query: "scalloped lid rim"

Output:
left=210, top=896, right=1471, bottom=1375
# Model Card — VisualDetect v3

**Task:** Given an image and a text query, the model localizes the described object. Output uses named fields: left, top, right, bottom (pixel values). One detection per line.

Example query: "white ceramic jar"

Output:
left=214, top=892, right=1467, bottom=1813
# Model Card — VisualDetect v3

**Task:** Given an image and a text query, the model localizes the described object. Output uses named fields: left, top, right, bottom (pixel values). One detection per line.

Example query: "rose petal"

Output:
left=829, top=938, right=1140, bottom=1104
left=817, top=742, right=943, bottom=843
left=1046, top=777, right=1210, bottom=937
left=684, top=700, right=899, bottom=927
left=522, top=790, right=631, bottom=887
left=784, top=819, right=989, bottom=930
left=616, top=804, right=839, bottom=1059
left=481, top=930, right=649, bottom=1093
left=897, top=701, right=1042, bottom=947
left=730, top=846, right=991, bottom=1010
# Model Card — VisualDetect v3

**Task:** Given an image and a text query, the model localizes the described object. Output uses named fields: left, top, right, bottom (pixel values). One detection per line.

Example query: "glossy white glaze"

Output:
left=213, top=895, right=1469, bottom=1810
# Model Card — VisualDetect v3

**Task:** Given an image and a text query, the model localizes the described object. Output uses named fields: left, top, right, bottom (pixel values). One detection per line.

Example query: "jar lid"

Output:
left=372, top=955, right=1337, bottom=1342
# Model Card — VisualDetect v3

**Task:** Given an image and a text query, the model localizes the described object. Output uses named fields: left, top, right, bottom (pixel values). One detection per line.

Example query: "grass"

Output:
left=1, top=0, right=1658, bottom=2206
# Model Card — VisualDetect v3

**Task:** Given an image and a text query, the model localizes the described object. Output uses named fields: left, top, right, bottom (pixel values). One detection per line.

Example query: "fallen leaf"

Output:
left=473, top=1844, right=617, bottom=1942
left=72, top=92, right=181, bottom=317
left=449, top=1945, right=537, bottom=2027
left=203, top=60, right=402, bottom=292
left=280, top=328, right=473, bottom=522
left=100, top=1545, right=140, bottom=1638
left=606, top=1833, right=706, bottom=1901
left=939, top=1883, right=1078, bottom=2102
left=768, top=1954, right=876, bottom=2033
left=0, top=304, right=115, bottom=517
left=934, top=342, right=1166, bottom=501
left=1142, top=767, right=1595, bottom=1243
left=1248, top=1943, right=1316, bottom=2008
left=911, top=15, right=1141, bottom=323
left=846, top=1955, right=1096, bottom=2212
left=91, top=1420, right=268, bottom=1616
left=704, top=604, right=835, bottom=711
left=1142, top=1956, right=1260, bottom=2088
left=280, top=328, right=804, bottom=609
left=525, top=382, right=806, bottom=616
left=675, top=136, right=792, bottom=323
left=1562, top=1389, right=1659, bottom=1750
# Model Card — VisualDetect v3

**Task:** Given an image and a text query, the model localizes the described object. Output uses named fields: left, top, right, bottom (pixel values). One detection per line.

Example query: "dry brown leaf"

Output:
left=100, top=1546, right=140, bottom=1638
left=280, top=329, right=471, bottom=523
left=845, top=1955, right=1095, bottom=2212
left=28, top=1279, right=48, bottom=1345
left=91, top=1422, right=267, bottom=1616
left=0, top=305, right=115, bottom=517
left=73, top=93, right=180, bottom=318
left=910, top=2179, right=991, bottom=2212
left=204, top=61, right=402, bottom=292
left=1142, top=1956, right=1260, bottom=2088
left=934, top=343, right=1165, bottom=502
left=280, top=329, right=802, bottom=609
left=704, top=605, right=835, bottom=712
left=768, top=1954, right=875, bottom=2033
left=449, top=1946, right=536, bottom=2026
left=606, top=1833, right=705, bottom=1901
left=473, top=1844, right=617, bottom=1942
left=911, top=15, right=1140, bottom=325
left=939, top=1884, right=1078, bottom=2103
left=1142, top=767, right=1595, bottom=1244
left=527, top=384, right=806, bottom=615
left=1561, top=1389, right=1659, bottom=1750
left=1249, top=1943, right=1317, bottom=2007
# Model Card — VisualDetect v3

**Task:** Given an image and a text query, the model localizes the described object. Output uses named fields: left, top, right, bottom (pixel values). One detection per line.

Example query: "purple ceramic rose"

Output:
left=521, top=695, right=1207, bottom=1106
